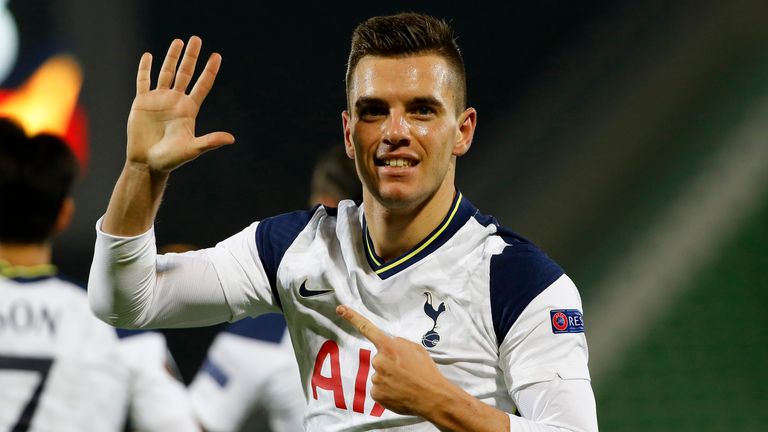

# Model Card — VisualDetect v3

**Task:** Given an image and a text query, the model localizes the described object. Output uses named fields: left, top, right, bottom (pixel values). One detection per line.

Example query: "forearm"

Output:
left=88, top=219, right=161, bottom=327
left=426, top=382, right=591, bottom=432
left=423, top=383, right=510, bottom=432
left=102, top=161, right=169, bottom=236
left=88, top=222, right=233, bottom=329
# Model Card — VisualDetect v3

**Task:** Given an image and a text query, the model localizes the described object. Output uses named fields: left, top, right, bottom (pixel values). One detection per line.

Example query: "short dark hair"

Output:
left=0, top=117, right=79, bottom=243
left=346, top=12, right=467, bottom=111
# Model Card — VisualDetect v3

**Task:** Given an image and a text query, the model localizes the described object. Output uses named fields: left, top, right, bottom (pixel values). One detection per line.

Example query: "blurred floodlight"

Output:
left=0, top=0, right=18, bottom=84
left=0, top=55, right=83, bottom=136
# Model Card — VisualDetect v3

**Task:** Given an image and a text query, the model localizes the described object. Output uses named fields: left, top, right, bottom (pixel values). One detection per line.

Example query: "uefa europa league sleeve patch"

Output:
left=550, top=309, right=585, bottom=334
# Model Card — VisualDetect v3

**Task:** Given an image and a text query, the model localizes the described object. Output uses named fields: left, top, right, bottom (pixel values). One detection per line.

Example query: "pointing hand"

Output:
left=336, top=305, right=456, bottom=417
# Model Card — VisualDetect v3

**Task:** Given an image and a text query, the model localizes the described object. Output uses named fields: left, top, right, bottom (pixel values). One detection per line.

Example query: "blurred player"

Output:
left=189, top=146, right=360, bottom=432
left=0, top=117, right=198, bottom=431
left=89, top=13, right=598, bottom=431
left=309, top=145, right=362, bottom=207
left=189, top=313, right=302, bottom=432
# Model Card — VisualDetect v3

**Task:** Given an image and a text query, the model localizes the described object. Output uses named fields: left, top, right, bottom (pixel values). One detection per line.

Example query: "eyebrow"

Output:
left=354, top=96, right=445, bottom=111
left=355, top=97, right=388, bottom=111
left=408, top=96, right=443, bottom=108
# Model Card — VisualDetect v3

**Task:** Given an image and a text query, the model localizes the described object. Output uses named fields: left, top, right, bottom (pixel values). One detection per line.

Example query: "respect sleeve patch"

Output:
left=550, top=309, right=585, bottom=334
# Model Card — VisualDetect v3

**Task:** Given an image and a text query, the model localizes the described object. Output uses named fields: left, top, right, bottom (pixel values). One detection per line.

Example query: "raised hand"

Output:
left=127, top=36, right=234, bottom=172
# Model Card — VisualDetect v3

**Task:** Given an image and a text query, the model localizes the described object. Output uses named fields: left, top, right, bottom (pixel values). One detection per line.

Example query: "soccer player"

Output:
left=89, top=13, right=599, bottom=431
left=189, top=313, right=303, bottom=432
left=0, top=117, right=198, bottom=431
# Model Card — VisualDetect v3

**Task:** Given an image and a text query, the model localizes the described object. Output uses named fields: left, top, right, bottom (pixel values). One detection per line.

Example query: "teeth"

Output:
left=383, top=158, right=414, bottom=167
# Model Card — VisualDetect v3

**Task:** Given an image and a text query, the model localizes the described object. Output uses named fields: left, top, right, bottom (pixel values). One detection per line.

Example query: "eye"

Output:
left=359, top=106, right=388, bottom=120
left=412, top=105, right=436, bottom=118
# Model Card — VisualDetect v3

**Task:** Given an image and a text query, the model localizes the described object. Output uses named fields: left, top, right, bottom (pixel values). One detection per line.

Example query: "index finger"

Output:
left=337, top=305, right=389, bottom=347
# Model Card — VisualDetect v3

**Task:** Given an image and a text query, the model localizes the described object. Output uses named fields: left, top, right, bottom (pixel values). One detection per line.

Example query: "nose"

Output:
left=381, top=110, right=410, bottom=147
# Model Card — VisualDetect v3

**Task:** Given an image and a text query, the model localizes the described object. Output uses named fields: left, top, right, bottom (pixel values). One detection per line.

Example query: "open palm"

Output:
left=127, top=36, right=234, bottom=172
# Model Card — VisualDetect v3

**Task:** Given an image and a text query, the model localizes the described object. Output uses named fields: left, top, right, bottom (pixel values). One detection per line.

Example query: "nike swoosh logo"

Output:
left=298, top=280, right=334, bottom=297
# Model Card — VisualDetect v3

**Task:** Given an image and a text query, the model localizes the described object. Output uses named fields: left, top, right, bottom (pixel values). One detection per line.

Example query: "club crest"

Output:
left=422, top=292, right=446, bottom=348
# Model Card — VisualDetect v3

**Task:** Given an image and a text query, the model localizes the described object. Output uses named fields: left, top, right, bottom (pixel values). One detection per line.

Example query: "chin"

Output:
left=375, top=185, right=426, bottom=209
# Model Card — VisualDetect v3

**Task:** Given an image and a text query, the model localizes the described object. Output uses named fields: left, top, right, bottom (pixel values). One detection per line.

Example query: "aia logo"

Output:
left=422, top=292, right=446, bottom=348
left=550, top=309, right=585, bottom=334
left=311, top=340, right=385, bottom=417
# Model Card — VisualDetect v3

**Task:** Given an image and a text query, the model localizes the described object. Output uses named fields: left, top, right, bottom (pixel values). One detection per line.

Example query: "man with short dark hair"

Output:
left=89, top=13, right=598, bottom=431
left=0, top=117, right=198, bottom=431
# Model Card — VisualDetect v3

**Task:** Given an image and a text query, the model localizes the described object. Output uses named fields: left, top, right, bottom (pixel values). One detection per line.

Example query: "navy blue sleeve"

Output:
left=489, top=237, right=564, bottom=346
left=255, top=206, right=318, bottom=309
left=115, top=328, right=152, bottom=339
left=225, top=313, right=286, bottom=344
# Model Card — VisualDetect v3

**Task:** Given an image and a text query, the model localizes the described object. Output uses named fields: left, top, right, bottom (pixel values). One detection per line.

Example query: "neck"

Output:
left=364, top=182, right=456, bottom=262
left=0, top=242, right=53, bottom=267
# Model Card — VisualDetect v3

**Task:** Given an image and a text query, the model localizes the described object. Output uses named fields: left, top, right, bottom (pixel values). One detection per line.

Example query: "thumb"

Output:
left=194, top=131, right=235, bottom=153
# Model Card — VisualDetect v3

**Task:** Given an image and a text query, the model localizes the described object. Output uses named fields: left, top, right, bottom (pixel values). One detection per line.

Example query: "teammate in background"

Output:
left=89, top=13, right=598, bottom=431
left=188, top=146, right=360, bottom=432
left=0, top=117, right=198, bottom=432
left=309, top=145, right=362, bottom=207
left=188, top=311, right=303, bottom=432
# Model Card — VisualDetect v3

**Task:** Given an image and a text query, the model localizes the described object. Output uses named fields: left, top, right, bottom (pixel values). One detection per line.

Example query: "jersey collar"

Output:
left=361, top=191, right=476, bottom=279
left=0, top=259, right=58, bottom=283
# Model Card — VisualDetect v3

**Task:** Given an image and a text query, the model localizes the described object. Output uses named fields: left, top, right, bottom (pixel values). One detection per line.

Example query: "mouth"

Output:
left=374, top=157, right=418, bottom=168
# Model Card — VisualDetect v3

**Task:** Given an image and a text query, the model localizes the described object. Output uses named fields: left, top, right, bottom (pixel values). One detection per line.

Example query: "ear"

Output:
left=52, top=197, right=75, bottom=236
left=453, top=107, right=477, bottom=157
left=341, top=110, right=355, bottom=160
left=342, top=110, right=355, bottom=159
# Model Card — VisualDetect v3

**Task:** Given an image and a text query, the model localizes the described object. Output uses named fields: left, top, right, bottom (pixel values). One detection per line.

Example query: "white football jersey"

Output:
left=189, top=314, right=305, bottom=432
left=0, top=267, right=197, bottom=432
left=90, top=192, right=597, bottom=431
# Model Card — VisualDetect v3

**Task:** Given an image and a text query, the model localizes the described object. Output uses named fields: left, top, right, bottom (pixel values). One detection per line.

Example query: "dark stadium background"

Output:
left=3, top=1, right=767, bottom=430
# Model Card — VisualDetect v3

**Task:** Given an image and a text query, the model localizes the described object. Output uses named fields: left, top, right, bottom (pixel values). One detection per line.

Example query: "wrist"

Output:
left=417, top=381, right=466, bottom=426
left=124, top=159, right=170, bottom=177
left=422, top=383, right=509, bottom=432
left=101, top=161, right=170, bottom=236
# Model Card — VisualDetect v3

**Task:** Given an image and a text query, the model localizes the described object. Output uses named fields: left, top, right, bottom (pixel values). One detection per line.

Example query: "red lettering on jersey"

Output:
left=353, top=348, right=385, bottom=417
left=311, top=339, right=386, bottom=417
left=370, top=401, right=385, bottom=417
left=353, top=348, right=371, bottom=413
left=311, top=340, right=347, bottom=410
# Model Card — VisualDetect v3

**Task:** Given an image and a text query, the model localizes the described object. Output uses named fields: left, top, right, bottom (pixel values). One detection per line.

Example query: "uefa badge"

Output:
left=550, top=309, right=585, bottom=334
